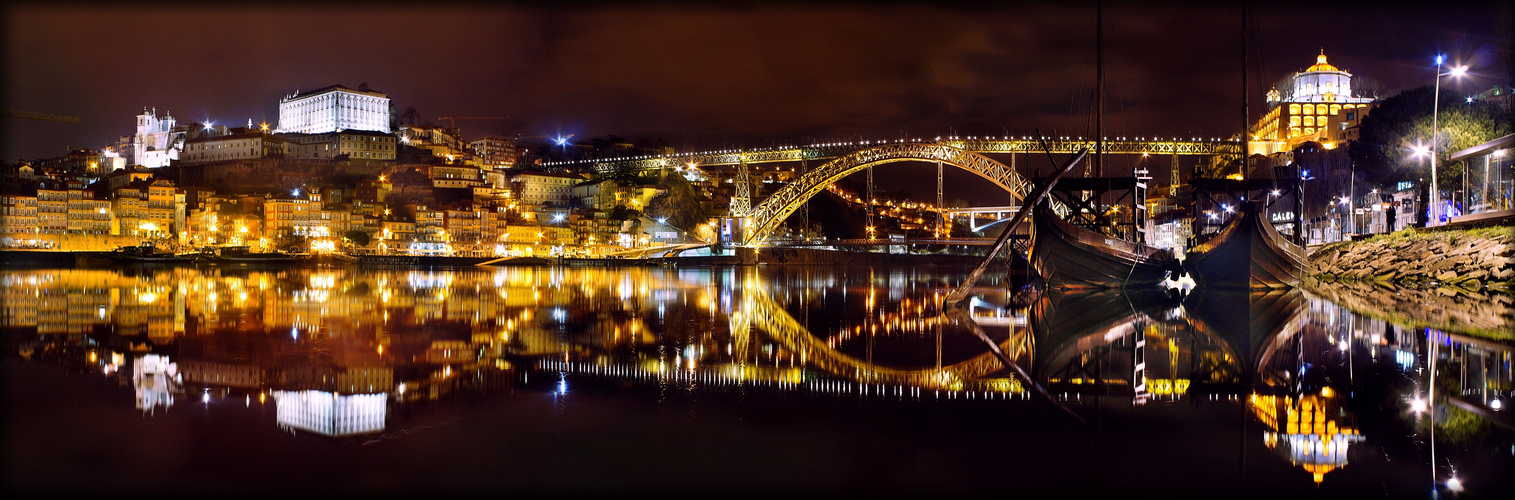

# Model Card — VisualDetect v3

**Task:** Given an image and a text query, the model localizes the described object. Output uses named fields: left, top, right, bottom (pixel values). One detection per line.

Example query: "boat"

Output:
left=104, top=241, right=198, bottom=265
left=300, top=252, right=359, bottom=266
left=1183, top=201, right=1305, bottom=289
left=1028, top=201, right=1180, bottom=289
left=203, top=245, right=299, bottom=265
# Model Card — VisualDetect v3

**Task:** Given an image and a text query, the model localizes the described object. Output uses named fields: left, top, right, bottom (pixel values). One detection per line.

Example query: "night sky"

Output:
left=4, top=1, right=1510, bottom=164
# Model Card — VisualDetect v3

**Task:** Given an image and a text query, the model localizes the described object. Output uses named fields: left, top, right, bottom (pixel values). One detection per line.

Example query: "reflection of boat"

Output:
left=1184, top=288, right=1306, bottom=389
left=357, top=254, right=493, bottom=267
left=301, top=253, right=359, bottom=266
left=1184, top=201, right=1305, bottom=289
left=1029, top=287, right=1179, bottom=401
left=105, top=242, right=198, bottom=264
left=203, top=246, right=299, bottom=265
left=1028, top=202, right=1179, bottom=289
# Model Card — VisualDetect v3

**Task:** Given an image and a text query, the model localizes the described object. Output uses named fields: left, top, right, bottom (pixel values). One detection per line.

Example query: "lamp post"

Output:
left=1428, top=56, right=1468, bottom=226
left=1489, top=149, right=1506, bottom=211
left=1413, top=145, right=1432, bottom=226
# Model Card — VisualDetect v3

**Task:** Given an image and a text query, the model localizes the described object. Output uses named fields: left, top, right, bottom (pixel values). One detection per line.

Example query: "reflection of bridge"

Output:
left=542, top=138, right=1239, bottom=247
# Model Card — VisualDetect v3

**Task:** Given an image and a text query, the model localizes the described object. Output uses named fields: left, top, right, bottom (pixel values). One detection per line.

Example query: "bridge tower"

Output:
left=1171, top=155, right=1180, bottom=196
left=865, top=166, right=875, bottom=239
left=731, top=155, right=751, bottom=216
left=936, top=160, right=944, bottom=238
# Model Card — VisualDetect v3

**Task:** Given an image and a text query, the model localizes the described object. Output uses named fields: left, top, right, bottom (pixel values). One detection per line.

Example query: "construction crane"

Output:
left=436, top=116, right=511, bottom=141
left=5, top=109, right=81, bottom=124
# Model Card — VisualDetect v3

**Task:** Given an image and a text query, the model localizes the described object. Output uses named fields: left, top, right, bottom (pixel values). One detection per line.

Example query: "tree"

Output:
left=645, top=172, right=711, bottom=230
left=343, top=229, right=371, bottom=248
left=1350, top=85, right=1512, bottom=188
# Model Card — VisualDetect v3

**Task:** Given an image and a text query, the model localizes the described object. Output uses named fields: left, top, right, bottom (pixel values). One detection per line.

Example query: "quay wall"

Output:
left=1308, top=226, right=1515, bottom=293
left=739, top=247, right=984, bottom=266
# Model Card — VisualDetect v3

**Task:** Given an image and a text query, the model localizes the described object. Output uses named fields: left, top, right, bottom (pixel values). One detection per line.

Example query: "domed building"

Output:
left=1250, top=52, right=1378, bottom=156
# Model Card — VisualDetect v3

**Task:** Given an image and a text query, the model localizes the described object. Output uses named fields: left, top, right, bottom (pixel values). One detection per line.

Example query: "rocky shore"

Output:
left=1308, top=226, right=1515, bottom=293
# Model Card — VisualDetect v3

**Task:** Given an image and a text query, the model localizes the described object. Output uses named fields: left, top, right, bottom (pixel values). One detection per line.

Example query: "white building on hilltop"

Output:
left=133, top=108, right=188, bottom=168
left=1250, top=52, right=1378, bottom=156
left=276, top=82, right=394, bottom=135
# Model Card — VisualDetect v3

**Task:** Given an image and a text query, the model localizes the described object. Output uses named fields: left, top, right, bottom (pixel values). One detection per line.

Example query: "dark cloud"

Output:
left=4, top=1, right=1509, bottom=161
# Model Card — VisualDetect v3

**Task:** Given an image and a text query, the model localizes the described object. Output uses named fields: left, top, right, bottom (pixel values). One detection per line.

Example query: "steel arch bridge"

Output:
left=739, top=142, right=1036, bottom=246
left=540, top=137, right=1241, bottom=173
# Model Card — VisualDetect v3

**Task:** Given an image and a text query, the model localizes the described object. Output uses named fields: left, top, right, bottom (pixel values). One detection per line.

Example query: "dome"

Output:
left=1306, top=52, right=1339, bottom=73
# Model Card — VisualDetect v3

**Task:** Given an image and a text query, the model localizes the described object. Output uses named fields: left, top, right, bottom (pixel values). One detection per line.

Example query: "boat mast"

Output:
left=1241, top=0, right=1248, bottom=178
left=1095, top=0, right=1104, bottom=178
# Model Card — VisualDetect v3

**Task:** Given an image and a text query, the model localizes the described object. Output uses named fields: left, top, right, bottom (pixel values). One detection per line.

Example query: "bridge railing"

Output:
left=539, top=138, right=1241, bottom=173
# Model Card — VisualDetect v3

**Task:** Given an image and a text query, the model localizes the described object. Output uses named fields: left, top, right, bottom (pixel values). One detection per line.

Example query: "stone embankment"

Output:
left=1308, top=226, right=1515, bottom=293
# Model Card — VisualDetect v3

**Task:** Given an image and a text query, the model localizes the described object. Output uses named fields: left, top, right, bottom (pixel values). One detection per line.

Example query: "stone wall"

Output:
left=1308, top=227, right=1515, bottom=292
left=741, top=247, right=983, bottom=266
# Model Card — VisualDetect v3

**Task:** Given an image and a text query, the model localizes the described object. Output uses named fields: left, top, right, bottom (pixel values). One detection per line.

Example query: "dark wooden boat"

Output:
left=1183, top=201, right=1305, bottom=290
left=1028, top=202, right=1180, bottom=289
left=105, top=242, right=198, bottom=264
left=204, top=245, right=299, bottom=265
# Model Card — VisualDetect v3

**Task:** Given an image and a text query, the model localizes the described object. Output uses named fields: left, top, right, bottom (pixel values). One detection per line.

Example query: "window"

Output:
left=1289, top=104, right=1301, bottom=115
left=1316, top=104, right=1328, bottom=115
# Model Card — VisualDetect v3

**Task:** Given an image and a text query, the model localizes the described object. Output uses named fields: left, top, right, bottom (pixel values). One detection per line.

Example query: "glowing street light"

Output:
left=1428, top=55, right=1470, bottom=227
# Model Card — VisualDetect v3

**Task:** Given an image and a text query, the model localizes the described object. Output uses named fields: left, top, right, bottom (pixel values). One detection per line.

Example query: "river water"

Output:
left=2, top=264, right=1511, bottom=497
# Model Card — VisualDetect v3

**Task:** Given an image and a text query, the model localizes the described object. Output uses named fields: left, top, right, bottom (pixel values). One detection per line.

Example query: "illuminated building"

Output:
left=281, top=129, right=397, bottom=161
left=510, top=171, right=584, bottom=208
left=1, top=189, right=39, bottom=238
left=132, top=108, right=187, bottom=168
left=398, top=124, right=466, bottom=161
left=469, top=135, right=519, bottom=170
left=182, top=130, right=291, bottom=165
left=263, top=191, right=326, bottom=240
left=276, top=82, right=394, bottom=134
left=1250, top=52, right=1377, bottom=156
left=273, top=390, right=388, bottom=437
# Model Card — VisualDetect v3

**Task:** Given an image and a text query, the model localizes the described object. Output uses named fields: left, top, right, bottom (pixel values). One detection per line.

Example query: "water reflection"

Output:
left=2, top=266, right=1511, bottom=493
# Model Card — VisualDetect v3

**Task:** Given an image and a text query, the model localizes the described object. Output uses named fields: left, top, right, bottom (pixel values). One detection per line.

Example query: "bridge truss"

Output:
left=542, top=137, right=1240, bottom=174
left=739, top=143, right=1035, bottom=246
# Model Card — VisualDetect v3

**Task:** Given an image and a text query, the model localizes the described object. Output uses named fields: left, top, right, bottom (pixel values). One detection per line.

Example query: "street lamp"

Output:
left=1489, top=149, right=1506, bottom=211
left=1428, top=56, right=1469, bottom=227
left=1413, top=145, right=1432, bottom=225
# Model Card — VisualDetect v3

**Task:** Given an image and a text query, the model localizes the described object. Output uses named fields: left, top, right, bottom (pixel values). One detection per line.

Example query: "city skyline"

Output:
left=5, top=1, right=1509, bottom=162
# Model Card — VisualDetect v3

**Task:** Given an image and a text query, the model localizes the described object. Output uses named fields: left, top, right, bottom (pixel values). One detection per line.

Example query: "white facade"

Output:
left=133, top=108, right=186, bottom=168
left=277, top=83, right=393, bottom=134
left=1267, top=53, right=1374, bottom=106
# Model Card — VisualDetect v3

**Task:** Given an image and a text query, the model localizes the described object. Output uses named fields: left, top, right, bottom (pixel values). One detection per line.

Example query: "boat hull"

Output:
left=1029, top=203, right=1178, bottom=289
left=1185, top=203, right=1305, bottom=290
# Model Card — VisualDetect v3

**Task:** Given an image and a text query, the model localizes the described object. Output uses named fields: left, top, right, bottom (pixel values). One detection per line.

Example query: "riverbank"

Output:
left=1307, top=226, right=1515, bottom=293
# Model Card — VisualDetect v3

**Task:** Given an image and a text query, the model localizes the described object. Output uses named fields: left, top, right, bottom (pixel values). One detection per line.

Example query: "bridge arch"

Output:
left=740, top=143, right=1035, bottom=246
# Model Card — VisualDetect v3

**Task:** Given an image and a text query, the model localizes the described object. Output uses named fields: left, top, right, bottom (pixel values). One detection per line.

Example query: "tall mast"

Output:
left=1241, top=1, right=1248, bottom=177
left=1095, top=0, right=1104, bottom=177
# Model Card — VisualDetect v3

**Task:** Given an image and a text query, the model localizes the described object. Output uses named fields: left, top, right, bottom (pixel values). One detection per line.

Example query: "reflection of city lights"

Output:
left=1411, top=398, right=1427, bottom=413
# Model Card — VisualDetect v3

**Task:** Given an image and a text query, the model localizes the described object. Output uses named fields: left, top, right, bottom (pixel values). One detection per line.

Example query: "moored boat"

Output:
left=104, top=242, right=198, bottom=265
left=203, top=246, right=299, bottom=265
left=1183, top=201, right=1305, bottom=290
left=1028, top=201, right=1180, bottom=289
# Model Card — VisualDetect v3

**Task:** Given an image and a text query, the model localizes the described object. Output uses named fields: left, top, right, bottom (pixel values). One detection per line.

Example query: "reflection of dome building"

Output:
left=1251, top=392, right=1364, bottom=484
left=1250, top=52, right=1378, bottom=156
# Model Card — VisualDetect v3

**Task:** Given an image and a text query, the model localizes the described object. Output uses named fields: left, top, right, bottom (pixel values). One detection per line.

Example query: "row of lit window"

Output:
left=1288, top=103, right=1359, bottom=116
